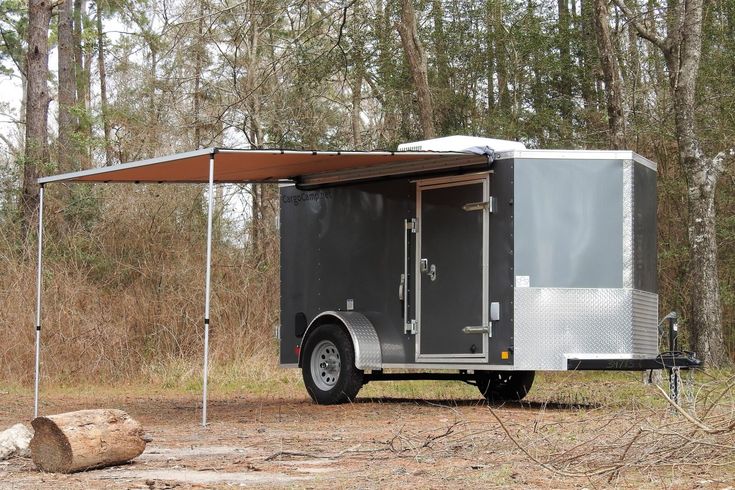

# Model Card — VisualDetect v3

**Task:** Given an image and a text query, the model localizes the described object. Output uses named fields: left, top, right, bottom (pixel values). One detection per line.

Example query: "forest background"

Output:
left=0, top=0, right=733, bottom=385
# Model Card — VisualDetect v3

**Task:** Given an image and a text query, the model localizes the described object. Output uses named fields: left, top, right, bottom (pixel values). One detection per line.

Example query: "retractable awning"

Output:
left=38, top=148, right=491, bottom=185
left=31, top=144, right=493, bottom=428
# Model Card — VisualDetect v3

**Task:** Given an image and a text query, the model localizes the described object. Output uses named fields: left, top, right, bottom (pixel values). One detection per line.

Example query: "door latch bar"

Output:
left=403, top=218, right=417, bottom=334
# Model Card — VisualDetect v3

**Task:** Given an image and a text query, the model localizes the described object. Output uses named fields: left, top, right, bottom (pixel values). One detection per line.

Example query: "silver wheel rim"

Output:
left=310, top=340, right=341, bottom=391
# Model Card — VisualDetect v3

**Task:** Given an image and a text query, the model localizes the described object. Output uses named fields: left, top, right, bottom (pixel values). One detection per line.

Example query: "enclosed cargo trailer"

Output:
left=278, top=136, right=699, bottom=404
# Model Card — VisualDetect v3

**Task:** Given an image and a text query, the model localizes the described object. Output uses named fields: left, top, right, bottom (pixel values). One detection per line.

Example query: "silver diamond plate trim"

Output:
left=514, top=288, right=659, bottom=370
left=306, top=311, right=382, bottom=370
left=632, top=290, right=659, bottom=355
left=622, top=160, right=634, bottom=289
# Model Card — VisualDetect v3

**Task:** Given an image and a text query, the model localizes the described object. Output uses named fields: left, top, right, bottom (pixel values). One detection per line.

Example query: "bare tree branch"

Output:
left=656, top=385, right=735, bottom=434
left=712, top=147, right=735, bottom=174
left=611, top=0, right=669, bottom=53
left=486, top=406, right=623, bottom=477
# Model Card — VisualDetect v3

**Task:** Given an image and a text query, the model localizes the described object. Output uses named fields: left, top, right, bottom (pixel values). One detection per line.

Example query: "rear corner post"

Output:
left=34, top=184, right=45, bottom=419
left=202, top=154, right=215, bottom=427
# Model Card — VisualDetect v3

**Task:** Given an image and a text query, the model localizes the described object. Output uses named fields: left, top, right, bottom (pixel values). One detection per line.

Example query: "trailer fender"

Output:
left=300, top=311, right=382, bottom=370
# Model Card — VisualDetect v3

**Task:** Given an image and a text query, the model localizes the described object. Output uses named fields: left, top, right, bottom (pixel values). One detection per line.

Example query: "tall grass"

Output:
left=0, top=183, right=279, bottom=385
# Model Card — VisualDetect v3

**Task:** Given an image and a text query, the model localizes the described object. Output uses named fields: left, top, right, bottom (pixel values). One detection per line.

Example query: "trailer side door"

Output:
left=415, top=174, right=489, bottom=362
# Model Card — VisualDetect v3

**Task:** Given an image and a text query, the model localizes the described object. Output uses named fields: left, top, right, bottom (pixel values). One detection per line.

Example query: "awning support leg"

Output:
left=202, top=156, right=215, bottom=427
left=34, top=185, right=45, bottom=419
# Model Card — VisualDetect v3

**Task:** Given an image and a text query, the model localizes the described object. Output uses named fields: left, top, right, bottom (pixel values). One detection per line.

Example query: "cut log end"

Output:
left=30, top=409, right=146, bottom=473
left=30, top=417, right=73, bottom=473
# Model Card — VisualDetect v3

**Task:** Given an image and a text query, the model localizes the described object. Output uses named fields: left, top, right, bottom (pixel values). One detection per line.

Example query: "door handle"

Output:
left=463, top=325, right=490, bottom=334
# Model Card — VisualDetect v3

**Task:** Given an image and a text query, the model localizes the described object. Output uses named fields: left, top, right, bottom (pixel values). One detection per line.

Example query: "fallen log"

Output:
left=30, top=409, right=147, bottom=473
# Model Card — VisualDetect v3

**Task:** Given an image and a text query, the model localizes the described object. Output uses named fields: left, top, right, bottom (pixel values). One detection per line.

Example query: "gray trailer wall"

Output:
left=513, top=158, right=624, bottom=288
left=279, top=179, right=418, bottom=365
left=632, top=162, right=657, bottom=292
left=280, top=170, right=516, bottom=368
left=511, top=157, right=658, bottom=370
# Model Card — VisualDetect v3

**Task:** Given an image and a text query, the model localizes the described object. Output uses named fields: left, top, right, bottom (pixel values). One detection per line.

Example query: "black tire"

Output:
left=476, top=370, right=535, bottom=402
left=301, top=324, right=364, bottom=404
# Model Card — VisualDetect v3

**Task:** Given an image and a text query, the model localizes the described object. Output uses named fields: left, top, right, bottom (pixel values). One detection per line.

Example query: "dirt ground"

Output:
left=1, top=376, right=734, bottom=489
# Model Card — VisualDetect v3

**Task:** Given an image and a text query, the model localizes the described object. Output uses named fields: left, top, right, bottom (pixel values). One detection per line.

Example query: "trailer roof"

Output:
left=37, top=148, right=490, bottom=185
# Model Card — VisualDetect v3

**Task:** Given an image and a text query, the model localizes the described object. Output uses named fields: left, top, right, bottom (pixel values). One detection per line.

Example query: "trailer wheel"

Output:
left=302, top=324, right=364, bottom=404
left=476, top=371, right=535, bottom=402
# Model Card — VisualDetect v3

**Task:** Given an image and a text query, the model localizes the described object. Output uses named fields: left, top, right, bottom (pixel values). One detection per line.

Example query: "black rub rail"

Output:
left=567, top=351, right=702, bottom=371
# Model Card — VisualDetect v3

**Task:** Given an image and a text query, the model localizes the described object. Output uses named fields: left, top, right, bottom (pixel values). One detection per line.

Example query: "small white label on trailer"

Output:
left=515, top=276, right=530, bottom=288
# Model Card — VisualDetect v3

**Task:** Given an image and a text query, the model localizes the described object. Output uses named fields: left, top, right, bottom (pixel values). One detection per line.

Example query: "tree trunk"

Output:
left=397, top=0, right=435, bottom=139
left=350, top=3, right=365, bottom=148
left=30, top=409, right=147, bottom=473
left=484, top=0, right=495, bottom=114
left=495, top=0, right=511, bottom=114
left=431, top=0, right=449, bottom=132
left=578, top=0, right=599, bottom=114
left=664, top=0, right=727, bottom=366
left=73, top=0, right=91, bottom=168
left=374, top=0, right=398, bottom=144
left=593, top=0, right=626, bottom=149
left=96, top=0, right=112, bottom=165
left=21, top=0, right=52, bottom=236
left=624, top=6, right=641, bottom=147
left=146, top=47, right=158, bottom=159
left=686, top=163, right=727, bottom=364
left=193, top=0, right=205, bottom=148
left=351, top=70, right=363, bottom=149
left=557, top=0, right=574, bottom=127
left=58, top=0, right=77, bottom=172
left=612, top=0, right=730, bottom=365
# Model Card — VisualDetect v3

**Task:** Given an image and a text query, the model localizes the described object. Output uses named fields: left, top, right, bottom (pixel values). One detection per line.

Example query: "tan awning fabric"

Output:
left=38, top=148, right=489, bottom=184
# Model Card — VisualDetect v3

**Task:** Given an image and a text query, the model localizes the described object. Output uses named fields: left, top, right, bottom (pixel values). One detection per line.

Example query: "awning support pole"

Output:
left=202, top=155, right=215, bottom=426
left=34, top=185, right=45, bottom=419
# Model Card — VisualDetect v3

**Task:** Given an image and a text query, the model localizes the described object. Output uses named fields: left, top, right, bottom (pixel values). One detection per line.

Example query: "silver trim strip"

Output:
left=565, top=353, right=652, bottom=360
left=493, top=149, right=657, bottom=171
left=381, top=363, right=517, bottom=371
left=622, top=160, right=634, bottom=289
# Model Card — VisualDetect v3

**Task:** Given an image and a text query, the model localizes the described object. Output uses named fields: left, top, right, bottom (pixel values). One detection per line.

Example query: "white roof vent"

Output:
left=397, top=135, right=525, bottom=153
